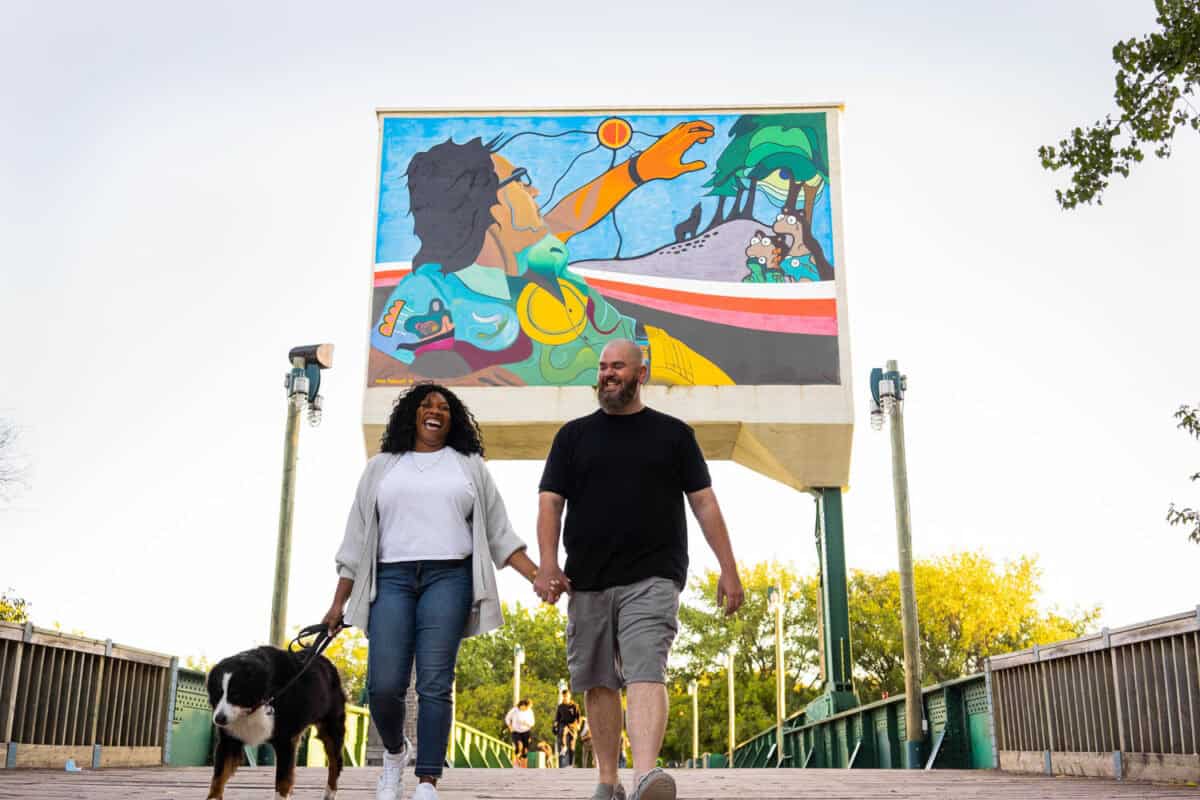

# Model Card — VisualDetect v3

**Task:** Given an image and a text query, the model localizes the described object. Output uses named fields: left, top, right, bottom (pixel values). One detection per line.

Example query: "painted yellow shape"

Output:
left=644, top=325, right=734, bottom=386
left=516, top=280, right=589, bottom=345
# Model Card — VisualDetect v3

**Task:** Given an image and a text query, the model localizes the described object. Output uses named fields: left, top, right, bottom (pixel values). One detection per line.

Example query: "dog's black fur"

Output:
left=205, top=645, right=346, bottom=799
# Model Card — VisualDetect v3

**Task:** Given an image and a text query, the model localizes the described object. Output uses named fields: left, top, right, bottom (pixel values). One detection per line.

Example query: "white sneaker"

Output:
left=412, top=783, right=439, bottom=800
left=376, top=738, right=411, bottom=800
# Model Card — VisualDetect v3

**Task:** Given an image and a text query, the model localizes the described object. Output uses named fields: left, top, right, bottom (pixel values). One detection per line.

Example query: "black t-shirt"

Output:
left=538, top=407, right=711, bottom=591
left=554, top=702, right=580, bottom=731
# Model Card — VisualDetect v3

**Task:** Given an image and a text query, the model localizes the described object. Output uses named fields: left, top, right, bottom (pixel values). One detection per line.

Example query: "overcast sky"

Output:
left=2, top=0, right=1197, bottom=664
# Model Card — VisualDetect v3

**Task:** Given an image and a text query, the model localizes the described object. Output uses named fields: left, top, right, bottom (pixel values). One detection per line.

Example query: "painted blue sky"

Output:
left=375, top=112, right=835, bottom=264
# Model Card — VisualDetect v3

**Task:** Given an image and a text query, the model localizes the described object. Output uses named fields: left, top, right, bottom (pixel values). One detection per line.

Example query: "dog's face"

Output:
left=207, top=655, right=272, bottom=741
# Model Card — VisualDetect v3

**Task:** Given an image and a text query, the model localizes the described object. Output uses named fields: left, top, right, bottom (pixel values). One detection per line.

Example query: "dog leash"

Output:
left=253, top=623, right=344, bottom=714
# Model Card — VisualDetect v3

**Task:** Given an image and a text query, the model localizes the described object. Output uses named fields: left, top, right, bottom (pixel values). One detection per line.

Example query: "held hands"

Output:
left=634, top=120, right=715, bottom=182
left=533, top=565, right=571, bottom=604
left=716, top=568, right=745, bottom=616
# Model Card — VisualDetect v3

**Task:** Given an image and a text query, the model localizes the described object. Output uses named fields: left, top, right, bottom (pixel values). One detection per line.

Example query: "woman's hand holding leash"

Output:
left=321, top=604, right=345, bottom=638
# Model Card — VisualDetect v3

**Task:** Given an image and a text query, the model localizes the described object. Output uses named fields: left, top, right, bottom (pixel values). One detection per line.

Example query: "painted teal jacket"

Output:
left=334, top=450, right=527, bottom=638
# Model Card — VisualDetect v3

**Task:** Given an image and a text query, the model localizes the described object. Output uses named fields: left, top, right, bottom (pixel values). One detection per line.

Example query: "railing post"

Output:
left=1035, top=646, right=1055, bottom=776
left=984, top=659, right=999, bottom=769
left=1106, top=628, right=1125, bottom=782
left=162, top=657, right=179, bottom=766
left=1, top=637, right=25, bottom=749
left=91, top=639, right=112, bottom=769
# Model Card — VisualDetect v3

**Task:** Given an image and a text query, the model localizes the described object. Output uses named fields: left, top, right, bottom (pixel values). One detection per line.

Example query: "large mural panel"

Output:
left=369, top=108, right=843, bottom=388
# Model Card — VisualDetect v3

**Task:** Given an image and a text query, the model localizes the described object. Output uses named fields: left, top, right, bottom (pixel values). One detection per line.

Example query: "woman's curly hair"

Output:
left=379, top=383, right=485, bottom=456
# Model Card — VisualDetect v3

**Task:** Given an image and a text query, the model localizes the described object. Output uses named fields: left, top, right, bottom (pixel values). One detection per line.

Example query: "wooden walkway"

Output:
left=0, top=767, right=1197, bottom=799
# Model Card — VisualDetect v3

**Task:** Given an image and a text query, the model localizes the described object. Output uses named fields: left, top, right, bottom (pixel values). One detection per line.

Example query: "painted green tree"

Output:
left=705, top=114, right=835, bottom=279
left=1039, top=0, right=1200, bottom=208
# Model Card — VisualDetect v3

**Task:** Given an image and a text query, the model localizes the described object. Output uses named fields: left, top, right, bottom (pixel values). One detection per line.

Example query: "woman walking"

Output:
left=323, top=383, right=538, bottom=800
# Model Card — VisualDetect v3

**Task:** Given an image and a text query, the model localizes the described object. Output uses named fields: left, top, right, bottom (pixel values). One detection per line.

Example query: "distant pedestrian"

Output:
left=505, top=699, right=535, bottom=766
left=553, top=689, right=582, bottom=767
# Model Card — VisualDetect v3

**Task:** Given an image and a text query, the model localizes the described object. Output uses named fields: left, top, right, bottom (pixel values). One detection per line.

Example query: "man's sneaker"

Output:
left=376, top=738, right=411, bottom=800
left=590, top=783, right=627, bottom=800
left=412, top=782, right=439, bottom=800
left=630, top=768, right=675, bottom=800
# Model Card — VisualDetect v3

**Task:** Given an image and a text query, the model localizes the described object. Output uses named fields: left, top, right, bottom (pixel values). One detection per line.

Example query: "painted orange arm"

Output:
left=544, top=163, right=637, bottom=242
left=545, top=120, right=715, bottom=242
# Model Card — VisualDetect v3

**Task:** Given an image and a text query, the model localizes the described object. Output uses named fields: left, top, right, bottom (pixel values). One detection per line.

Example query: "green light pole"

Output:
left=725, top=646, right=737, bottom=766
left=871, top=360, right=924, bottom=768
left=767, top=585, right=785, bottom=766
left=687, top=679, right=699, bottom=767
left=269, top=343, right=333, bottom=648
left=513, top=644, right=525, bottom=708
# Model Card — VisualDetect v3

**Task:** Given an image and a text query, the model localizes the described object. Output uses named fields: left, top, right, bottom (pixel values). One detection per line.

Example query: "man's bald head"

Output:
left=599, top=338, right=643, bottom=368
left=596, top=338, right=646, bottom=414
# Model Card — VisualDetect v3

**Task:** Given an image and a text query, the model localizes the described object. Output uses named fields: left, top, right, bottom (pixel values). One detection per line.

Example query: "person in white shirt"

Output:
left=324, top=384, right=539, bottom=800
left=505, top=699, right=535, bottom=764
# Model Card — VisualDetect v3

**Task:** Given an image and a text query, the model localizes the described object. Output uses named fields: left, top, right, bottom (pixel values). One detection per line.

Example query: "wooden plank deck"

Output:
left=0, top=767, right=1197, bottom=799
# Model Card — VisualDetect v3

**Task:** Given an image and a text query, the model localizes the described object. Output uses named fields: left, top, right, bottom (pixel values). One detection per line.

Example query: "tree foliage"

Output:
left=1039, top=0, right=1200, bottom=208
left=0, top=589, right=30, bottom=624
left=322, top=627, right=370, bottom=704
left=662, top=554, right=1097, bottom=760
left=455, top=602, right=572, bottom=746
left=0, top=419, right=28, bottom=500
left=1167, top=403, right=1200, bottom=542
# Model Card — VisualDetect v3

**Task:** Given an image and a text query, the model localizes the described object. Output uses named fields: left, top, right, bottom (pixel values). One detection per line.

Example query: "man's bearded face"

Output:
left=597, top=369, right=639, bottom=411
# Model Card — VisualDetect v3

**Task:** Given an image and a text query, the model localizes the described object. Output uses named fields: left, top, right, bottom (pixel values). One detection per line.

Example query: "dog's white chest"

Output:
left=226, top=705, right=274, bottom=747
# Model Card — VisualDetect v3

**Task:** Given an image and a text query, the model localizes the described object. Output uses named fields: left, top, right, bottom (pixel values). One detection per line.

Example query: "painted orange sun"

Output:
left=596, top=117, right=632, bottom=150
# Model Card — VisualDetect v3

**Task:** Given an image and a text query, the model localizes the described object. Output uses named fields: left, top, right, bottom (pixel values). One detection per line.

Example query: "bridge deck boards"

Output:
left=1, top=766, right=1197, bottom=799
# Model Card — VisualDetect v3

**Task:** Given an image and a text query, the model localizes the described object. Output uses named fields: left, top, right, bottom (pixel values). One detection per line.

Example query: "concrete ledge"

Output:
left=1123, top=752, right=1200, bottom=784
left=1000, top=749, right=1200, bottom=784
left=998, top=750, right=1048, bottom=774
left=1049, top=751, right=1116, bottom=779
left=12, top=744, right=93, bottom=769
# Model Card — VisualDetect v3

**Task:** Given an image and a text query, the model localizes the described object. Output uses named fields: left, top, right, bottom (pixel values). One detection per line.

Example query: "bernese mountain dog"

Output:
left=205, top=644, right=346, bottom=799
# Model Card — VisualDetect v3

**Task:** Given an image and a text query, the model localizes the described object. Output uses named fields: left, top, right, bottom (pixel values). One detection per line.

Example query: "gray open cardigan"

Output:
left=335, top=450, right=527, bottom=638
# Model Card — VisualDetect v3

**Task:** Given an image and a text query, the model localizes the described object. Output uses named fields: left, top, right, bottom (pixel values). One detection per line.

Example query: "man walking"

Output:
left=534, top=339, right=744, bottom=800
left=554, top=688, right=582, bottom=767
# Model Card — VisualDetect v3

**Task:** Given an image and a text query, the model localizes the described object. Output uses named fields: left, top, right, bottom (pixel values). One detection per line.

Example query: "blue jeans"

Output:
left=368, top=558, right=472, bottom=778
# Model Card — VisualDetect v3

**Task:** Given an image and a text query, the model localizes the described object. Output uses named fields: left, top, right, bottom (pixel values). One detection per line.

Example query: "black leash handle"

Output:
left=261, top=623, right=344, bottom=710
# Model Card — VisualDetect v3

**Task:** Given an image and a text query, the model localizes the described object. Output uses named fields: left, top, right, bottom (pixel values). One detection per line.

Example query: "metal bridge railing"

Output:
left=450, top=719, right=514, bottom=768
left=733, top=673, right=994, bottom=770
left=988, top=608, right=1200, bottom=783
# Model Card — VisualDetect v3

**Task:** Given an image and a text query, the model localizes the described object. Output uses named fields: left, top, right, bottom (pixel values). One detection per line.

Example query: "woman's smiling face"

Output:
left=414, top=391, right=451, bottom=451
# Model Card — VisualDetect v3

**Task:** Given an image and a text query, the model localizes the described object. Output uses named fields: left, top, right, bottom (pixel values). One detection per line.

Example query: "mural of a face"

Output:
left=490, top=154, right=548, bottom=255
left=745, top=231, right=779, bottom=268
left=773, top=210, right=804, bottom=242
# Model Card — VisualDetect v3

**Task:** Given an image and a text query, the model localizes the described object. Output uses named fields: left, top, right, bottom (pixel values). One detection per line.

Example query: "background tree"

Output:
left=184, top=654, right=213, bottom=673
left=1039, top=0, right=1200, bottom=208
left=836, top=552, right=1099, bottom=701
left=455, top=602, right=573, bottom=746
left=0, top=589, right=30, bottom=623
left=1167, top=403, right=1200, bottom=542
left=664, top=562, right=820, bottom=763
left=663, top=553, right=1098, bottom=758
left=0, top=419, right=28, bottom=500
left=322, top=627, right=370, bottom=704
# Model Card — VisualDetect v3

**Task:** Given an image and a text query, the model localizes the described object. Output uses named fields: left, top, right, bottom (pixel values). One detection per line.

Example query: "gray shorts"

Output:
left=566, top=576, right=680, bottom=692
